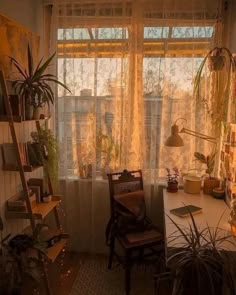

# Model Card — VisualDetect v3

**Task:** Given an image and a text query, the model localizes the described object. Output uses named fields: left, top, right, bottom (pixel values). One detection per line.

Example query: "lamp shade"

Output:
left=165, top=124, right=184, bottom=147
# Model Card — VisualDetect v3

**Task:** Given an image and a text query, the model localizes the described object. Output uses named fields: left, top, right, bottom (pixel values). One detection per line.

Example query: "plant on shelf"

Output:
left=9, top=44, right=71, bottom=120
left=31, top=128, right=58, bottom=190
left=194, top=151, right=220, bottom=194
left=166, top=167, right=179, bottom=193
left=0, top=216, right=48, bottom=295
left=167, top=210, right=236, bottom=295
left=97, top=131, right=119, bottom=178
left=193, top=47, right=236, bottom=135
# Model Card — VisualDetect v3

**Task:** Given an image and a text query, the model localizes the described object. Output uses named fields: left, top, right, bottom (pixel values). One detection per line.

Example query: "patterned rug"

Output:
left=70, top=255, right=156, bottom=295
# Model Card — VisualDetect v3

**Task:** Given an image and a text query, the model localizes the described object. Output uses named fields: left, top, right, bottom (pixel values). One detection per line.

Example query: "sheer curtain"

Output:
left=49, top=0, right=218, bottom=253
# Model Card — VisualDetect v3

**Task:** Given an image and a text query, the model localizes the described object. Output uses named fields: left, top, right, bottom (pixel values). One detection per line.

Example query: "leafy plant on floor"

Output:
left=167, top=209, right=236, bottom=295
left=0, top=216, right=48, bottom=295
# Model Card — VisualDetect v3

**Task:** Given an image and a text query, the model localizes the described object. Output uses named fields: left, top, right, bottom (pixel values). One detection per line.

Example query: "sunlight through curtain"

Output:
left=50, top=0, right=219, bottom=252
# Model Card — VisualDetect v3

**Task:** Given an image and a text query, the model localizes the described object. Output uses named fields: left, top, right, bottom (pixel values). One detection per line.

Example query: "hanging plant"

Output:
left=193, top=47, right=236, bottom=134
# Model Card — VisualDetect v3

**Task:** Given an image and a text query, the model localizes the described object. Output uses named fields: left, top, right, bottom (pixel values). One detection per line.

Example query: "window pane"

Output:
left=171, top=26, right=213, bottom=38
left=144, top=27, right=169, bottom=38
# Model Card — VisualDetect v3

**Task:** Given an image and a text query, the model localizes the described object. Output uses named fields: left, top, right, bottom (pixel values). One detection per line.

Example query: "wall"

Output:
left=0, top=0, right=44, bottom=237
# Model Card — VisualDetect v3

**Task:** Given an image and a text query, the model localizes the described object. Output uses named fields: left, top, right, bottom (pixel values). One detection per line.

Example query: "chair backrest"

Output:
left=107, top=169, right=144, bottom=218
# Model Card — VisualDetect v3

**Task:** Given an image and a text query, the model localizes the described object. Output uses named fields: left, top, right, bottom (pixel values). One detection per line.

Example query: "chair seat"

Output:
left=119, top=228, right=163, bottom=248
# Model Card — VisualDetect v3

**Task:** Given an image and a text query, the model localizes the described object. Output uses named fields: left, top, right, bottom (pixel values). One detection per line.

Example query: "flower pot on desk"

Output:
left=167, top=182, right=178, bottom=193
left=203, top=177, right=220, bottom=195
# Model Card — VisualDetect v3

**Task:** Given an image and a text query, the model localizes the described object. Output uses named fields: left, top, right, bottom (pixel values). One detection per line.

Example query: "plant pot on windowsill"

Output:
left=79, top=164, right=92, bottom=179
left=203, top=177, right=220, bottom=195
left=167, top=182, right=178, bottom=193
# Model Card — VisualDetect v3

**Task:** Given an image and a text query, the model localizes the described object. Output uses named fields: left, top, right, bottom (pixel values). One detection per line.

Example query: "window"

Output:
left=57, top=23, right=214, bottom=177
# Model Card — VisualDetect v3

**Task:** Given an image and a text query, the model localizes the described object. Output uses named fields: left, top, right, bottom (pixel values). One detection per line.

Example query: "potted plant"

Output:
left=77, top=143, right=93, bottom=179
left=0, top=216, right=48, bottom=295
left=167, top=211, right=236, bottom=295
left=166, top=167, right=179, bottom=193
left=31, top=128, right=58, bottom=191
left=193, top=47, right=236, bottom=133
left=96, top=131, right=119, bottom=178
left=9, top=44, right=71, bottom=120
left=194, top=151, right=220, bottom=194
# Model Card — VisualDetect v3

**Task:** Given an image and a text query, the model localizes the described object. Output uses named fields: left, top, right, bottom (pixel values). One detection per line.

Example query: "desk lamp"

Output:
left=165, top=118, right=216, bottom=146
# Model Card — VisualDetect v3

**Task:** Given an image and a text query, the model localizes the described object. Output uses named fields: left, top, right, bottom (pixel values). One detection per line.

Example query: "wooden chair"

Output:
left=106, top=169, right=164, bottom=295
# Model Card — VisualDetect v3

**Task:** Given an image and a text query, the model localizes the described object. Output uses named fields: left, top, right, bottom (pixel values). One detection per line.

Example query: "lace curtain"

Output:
left=49, top=0, right=219, bottom=252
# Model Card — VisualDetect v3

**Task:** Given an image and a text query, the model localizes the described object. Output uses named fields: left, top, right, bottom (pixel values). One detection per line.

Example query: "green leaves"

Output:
left=194, top=151, right=216, bottom=176
left=9, top=44, right=71, bottom=108
left=167, top=208, right=236, bottom=295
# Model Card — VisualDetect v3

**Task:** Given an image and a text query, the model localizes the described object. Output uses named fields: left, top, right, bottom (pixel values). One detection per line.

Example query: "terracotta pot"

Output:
left=203, top=177, right=220, bottom=195
left=167, top=182, right=178, bottom=193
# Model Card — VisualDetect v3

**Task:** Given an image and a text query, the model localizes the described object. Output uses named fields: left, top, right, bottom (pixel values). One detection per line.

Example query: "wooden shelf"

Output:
left=3, top=164, right=42, bottom=172
left=32, top=196, right=61, bottom=219
left=5, top=196, right=61, bottom=220
left=0, top=115, right=22, bottom=122
left=47, top=238, right=68, bottom=262
left=0, top=115, right=50, bottom=123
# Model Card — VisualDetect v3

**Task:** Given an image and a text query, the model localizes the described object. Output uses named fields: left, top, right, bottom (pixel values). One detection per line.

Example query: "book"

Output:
left=170, top=205, right=202, bottom=218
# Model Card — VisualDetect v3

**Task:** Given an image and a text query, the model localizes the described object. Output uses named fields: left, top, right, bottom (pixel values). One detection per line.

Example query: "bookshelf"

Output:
left=0, top=70, right=68, bottom=295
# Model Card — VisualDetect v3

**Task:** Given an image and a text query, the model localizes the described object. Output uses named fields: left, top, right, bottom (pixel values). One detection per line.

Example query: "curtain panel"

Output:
left=50, top=0, right=219, bottom=252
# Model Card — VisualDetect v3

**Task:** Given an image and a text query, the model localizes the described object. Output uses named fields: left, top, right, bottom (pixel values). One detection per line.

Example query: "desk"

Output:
left=163, top=190, right=234, bottom=251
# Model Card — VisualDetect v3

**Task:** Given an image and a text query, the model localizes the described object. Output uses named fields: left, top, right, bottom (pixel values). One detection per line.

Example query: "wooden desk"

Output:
left=163, top=190, right=234, bottom=251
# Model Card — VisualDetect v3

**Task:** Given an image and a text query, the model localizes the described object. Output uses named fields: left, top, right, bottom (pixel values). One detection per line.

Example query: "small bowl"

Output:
left=212, top=188, right=225, bottom=199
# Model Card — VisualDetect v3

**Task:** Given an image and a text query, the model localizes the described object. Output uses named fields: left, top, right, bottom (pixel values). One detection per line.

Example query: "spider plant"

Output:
left=167, top=209, right=236, bottom=295
left=9, top=44, right=71, bottom=109
left=193, top=47, right=236, bottom=134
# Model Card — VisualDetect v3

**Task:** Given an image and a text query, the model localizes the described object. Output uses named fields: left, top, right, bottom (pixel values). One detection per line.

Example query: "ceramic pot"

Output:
left=167, top=182, right=178, bottom=193
left=203, top=177, right=220, bottom=195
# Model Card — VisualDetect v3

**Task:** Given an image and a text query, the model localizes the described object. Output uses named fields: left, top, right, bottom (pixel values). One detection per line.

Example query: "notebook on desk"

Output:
left=170, top=205, right=202, bottom=218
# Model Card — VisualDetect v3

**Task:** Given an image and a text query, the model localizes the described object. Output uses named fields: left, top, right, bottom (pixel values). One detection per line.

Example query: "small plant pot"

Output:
left=167, top=182, right=178, bottom=193
left=203, top=177, right=220, bottom=195
left=33, top=107, right=43, bottom=120
left=25, top=104, right=33, bottom=120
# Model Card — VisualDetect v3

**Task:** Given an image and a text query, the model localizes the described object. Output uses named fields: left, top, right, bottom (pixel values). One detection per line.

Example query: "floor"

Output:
left=23, top=252, right=172, bottom=295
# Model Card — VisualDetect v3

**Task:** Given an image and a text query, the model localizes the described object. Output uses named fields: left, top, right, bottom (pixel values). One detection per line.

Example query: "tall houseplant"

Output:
left=167, top=211, right=236, bottom=295
left=9, top=44, right=71, bottom=119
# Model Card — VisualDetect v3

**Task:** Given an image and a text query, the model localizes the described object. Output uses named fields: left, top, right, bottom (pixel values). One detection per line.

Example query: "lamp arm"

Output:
left=180, top=128, right=216, bottom=143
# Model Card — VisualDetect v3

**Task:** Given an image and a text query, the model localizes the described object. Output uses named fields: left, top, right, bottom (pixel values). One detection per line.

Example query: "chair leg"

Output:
left=125, top=250, right=131, bottom=295
left=108, top=237, right=115, bottom=269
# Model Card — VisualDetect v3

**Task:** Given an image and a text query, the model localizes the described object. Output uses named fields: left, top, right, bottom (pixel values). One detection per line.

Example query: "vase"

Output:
left=167, top=182, right=178, bottom=193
